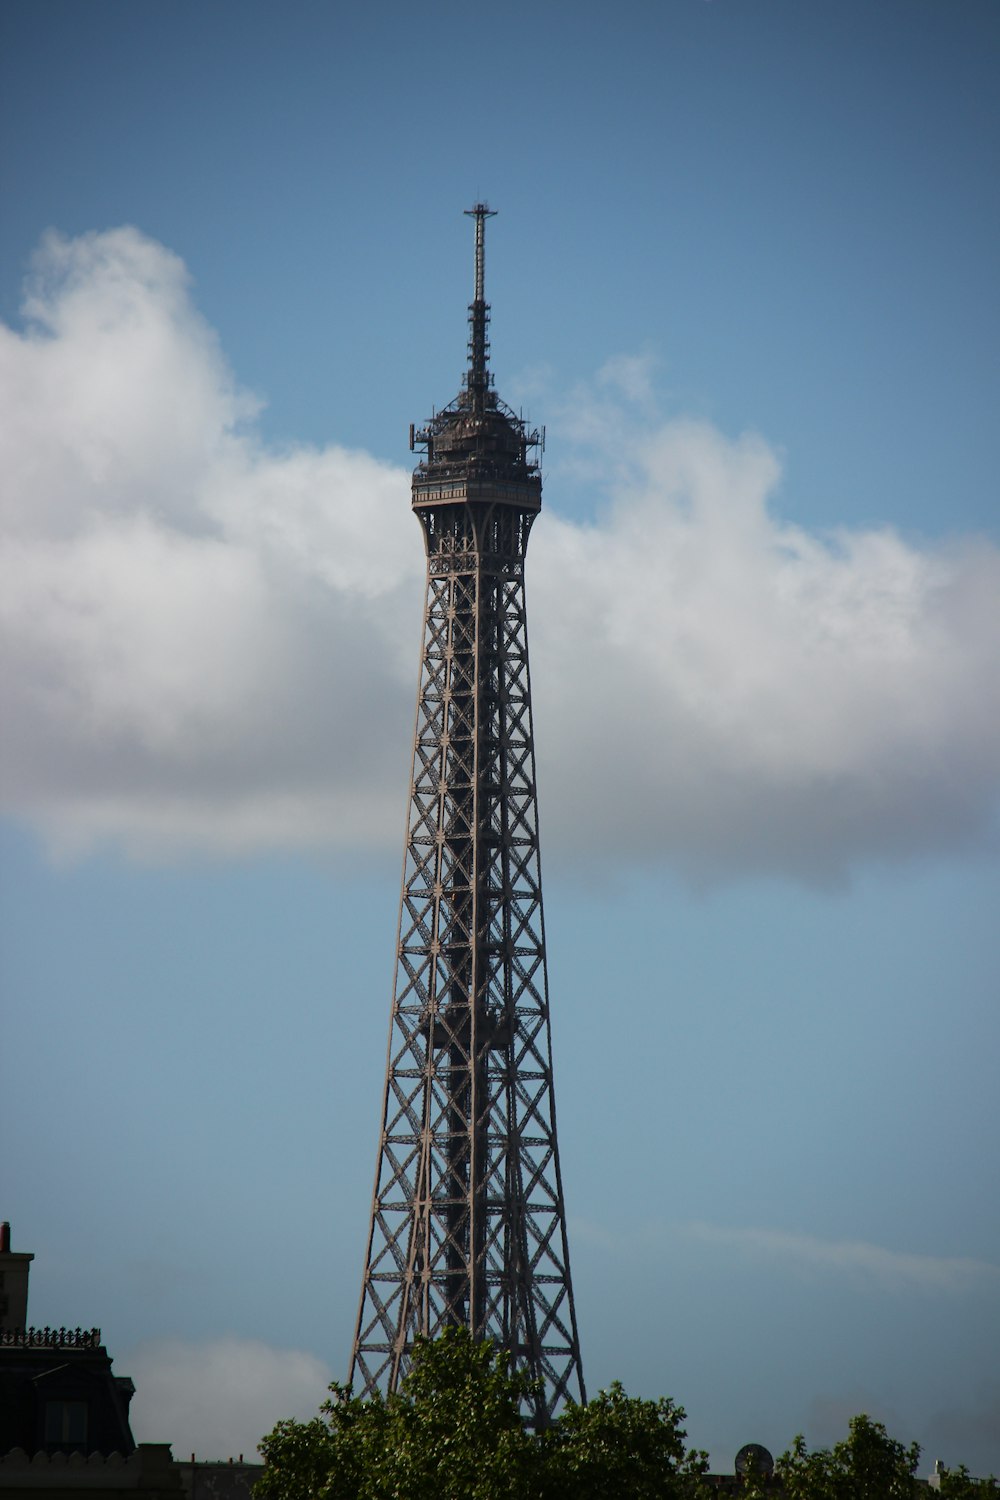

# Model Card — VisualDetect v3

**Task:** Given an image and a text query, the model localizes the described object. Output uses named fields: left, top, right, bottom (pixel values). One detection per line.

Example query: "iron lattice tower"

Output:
left=349, top=205, right=585, bottom=1424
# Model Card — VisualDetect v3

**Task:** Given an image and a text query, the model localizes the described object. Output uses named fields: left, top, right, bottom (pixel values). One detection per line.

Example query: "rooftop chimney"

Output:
left=0, top=1222, right=34, bottom=1332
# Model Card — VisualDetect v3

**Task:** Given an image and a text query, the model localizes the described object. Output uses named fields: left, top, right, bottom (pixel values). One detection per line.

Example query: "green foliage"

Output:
left=375, top=1328, right=539, bottom=1500
left=736, top=1476, right=771, bottom=1500
left=257, top=1391, right=388, bottom=1500
left=936, top=1465, right=1000, bottom=1498
left=776, top=1415, right=921, bottom=1500
left=735, top=1447, right=774, bottom=1500
left=258, top=1347, right=995, bottom=1500
left=257, top=1328, right=537, bottom=1500
left=256, top=1331, right=708, bottom=1500
left=542, top=1380, right=709, bottom=1499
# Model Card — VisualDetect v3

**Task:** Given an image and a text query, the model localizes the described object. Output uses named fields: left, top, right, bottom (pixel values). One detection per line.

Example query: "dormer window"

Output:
left=44, top=1399, right=88, bottom=1447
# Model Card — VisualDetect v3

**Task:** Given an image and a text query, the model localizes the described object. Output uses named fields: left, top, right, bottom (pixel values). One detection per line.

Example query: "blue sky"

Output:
left=1, top=0, right=998, bottom=1476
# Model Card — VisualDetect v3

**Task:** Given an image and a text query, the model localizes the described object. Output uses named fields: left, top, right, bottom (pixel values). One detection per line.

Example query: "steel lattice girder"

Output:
left=350, top=494, right=585, bottom=1425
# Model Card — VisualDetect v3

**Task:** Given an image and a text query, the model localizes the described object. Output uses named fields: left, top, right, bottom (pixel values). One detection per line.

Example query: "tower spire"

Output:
left=463, top=202, right=496, bottom=409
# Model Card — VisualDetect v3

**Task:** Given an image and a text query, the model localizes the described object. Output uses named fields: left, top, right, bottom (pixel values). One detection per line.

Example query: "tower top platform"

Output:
left=410, top=206, right=542, bottom=511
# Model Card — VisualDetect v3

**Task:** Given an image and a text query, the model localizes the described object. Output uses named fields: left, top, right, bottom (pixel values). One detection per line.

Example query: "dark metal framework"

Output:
left=350, top=205, right=585, bottom=1424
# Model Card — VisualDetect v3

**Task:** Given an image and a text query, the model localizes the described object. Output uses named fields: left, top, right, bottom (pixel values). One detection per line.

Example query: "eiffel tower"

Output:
left=349, top=205, right=585, bottom=1425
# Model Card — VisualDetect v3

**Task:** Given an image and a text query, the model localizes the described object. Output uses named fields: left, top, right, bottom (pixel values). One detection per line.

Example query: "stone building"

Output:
left=0, top=1224, right=182, bottom=1500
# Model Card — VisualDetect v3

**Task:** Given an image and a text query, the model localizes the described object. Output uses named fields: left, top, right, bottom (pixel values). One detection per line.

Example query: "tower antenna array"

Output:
left=463, top=201, right=496, bottom=410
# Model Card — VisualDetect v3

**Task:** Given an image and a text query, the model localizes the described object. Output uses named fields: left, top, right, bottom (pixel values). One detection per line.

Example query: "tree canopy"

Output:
left=542, top=1378, right=708, bottom=1499
left=774, top=1418, right=997, bottom=1500
left=776, top=1415, right=921, bottom=1500
left=257, top=1328, right=707, bottom=1500
left=934, top=1465, right=1000, bottom=1498
left=257, top=1332, right=997, bottom=1500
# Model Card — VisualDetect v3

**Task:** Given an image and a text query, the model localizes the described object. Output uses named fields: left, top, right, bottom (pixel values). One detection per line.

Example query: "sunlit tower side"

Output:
left=349, top=205, right=585, bottom=1425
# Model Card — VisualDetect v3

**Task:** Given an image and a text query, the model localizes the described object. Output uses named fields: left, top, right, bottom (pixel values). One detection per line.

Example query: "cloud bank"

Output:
left=3, top=227, right=998, bottom=882
left=683, top=1222, right=1000, bottom=1294
left=126, top=1336, right=331, bottom=1459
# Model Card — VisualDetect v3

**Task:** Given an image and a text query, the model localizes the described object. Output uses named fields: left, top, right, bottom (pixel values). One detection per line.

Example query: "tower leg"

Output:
left=350, top=514, right=585, bottom=1421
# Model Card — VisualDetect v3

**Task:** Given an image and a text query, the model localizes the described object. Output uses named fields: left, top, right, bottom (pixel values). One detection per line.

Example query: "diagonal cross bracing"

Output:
left=349, top=208, right=584, bottom=1427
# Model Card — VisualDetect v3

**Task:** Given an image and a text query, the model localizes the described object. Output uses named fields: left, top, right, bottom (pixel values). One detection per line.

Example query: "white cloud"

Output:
left=530, top=410, right=1000, bottom=881
left=682, top=1222, right=1000, bottom=1293
left=125, top=1336, right=331, bottom=1460
left=0, top=227, right=420, bottom=862
left=2, top=227, right=999, bottom=880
